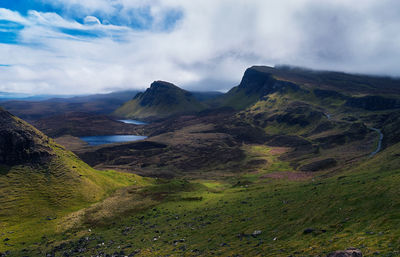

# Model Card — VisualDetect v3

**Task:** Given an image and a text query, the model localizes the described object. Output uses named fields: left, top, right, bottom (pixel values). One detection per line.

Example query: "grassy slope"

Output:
left=212, top=86, right=262, bottom=110
left=0, top=141, right=147, bottom=252
left=15, top=143, right=400, bottom=256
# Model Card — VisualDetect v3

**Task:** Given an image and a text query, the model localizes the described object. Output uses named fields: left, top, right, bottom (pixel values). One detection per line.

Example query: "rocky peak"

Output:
left=0, top=108, right=53, bottom=166
left=137, top=81, right=194, bottom=107
left=238, top=66, right=300, bottom=96
left=150, top=80, right=180, bottom=90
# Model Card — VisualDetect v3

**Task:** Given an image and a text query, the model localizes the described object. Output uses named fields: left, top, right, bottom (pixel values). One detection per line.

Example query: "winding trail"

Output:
left=324, top=113, right=383, bottom=157
left=369, top=127, right=383, bottom=157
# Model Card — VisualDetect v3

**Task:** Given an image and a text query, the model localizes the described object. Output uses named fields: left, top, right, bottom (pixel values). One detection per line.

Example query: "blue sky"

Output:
left=0, top=0, right=399, bottom=94
left=0, top=0, right=182, bottom=28
left=0, top=0, right=182, bottom=44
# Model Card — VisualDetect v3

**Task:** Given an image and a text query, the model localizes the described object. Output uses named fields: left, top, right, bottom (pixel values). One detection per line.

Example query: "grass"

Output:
left=0, top=142, right=145, bottom=253
left=5, top=142, right=400, bottom=256
left=1, top=107, right=399, bottom=256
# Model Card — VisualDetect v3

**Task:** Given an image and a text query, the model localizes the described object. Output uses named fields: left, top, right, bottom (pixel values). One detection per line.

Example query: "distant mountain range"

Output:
left=113, top=66, right=400, bottom=121
left=0, top=92, right=75, bottom=101
left=0, top=90, right=140, bottom=120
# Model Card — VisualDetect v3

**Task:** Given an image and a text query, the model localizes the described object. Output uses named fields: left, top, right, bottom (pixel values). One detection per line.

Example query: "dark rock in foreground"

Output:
left=0, top=108, right=53, bottom=165
left=326, top=248, right=362, bottom=257
left=299, top=158, right=337, bottom=172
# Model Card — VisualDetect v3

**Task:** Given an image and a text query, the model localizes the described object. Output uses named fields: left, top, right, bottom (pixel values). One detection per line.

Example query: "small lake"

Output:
left=118, top=119, right=148, bottom=125
left=80, top=135, right=148, bottom=146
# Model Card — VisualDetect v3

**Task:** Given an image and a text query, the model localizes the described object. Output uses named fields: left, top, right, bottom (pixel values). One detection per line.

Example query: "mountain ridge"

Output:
left=114, top=80, right=206, bottom=120
left=214, top=65, right=400, bottom=110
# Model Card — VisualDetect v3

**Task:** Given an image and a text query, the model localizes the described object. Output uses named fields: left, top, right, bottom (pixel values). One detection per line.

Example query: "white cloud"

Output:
left=84, top=16, right=101, bottom=25
left=0, top=0, right=400, bottom=94
left=0, top=8, right=28, bottom=24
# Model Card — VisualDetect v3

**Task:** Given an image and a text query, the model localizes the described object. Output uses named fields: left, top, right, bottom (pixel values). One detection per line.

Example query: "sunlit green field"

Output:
left=3, top=142, right=399, bottom=256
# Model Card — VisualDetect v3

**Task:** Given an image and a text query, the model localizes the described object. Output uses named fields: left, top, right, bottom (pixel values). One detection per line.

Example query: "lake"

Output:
left=118, top=119, right=148, bottom=125
left=80, top=135, right=148, bottom=146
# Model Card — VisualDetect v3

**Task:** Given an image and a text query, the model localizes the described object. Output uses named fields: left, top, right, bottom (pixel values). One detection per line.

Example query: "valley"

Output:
left=1, top=66, right=400, bottom=256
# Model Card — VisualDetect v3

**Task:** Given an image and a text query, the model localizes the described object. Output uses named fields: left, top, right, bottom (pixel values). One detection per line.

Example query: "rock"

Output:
left=303, top=228, right=315, bottom=234
left=346, top=95, right=400, bottom=111
left=0, top=108, right=53, bottom=166
left=299, top=158, right=337, bottom=172
left=314, top=89, right=346, bottom=99
left=326, top=248, right=362, bottom=257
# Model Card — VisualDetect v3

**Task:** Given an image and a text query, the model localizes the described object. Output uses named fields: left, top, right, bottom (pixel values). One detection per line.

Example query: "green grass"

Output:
left=215, top=87, right=262, bottom=110
left=0, top=142, right=145, bottom=253
left=6, top=143, right=399, bottom=256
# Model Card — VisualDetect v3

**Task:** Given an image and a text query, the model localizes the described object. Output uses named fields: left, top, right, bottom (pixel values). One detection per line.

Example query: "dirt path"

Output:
left=325, top=112, right=384, bottom=157
left=369, top=127, right=383, bottom=157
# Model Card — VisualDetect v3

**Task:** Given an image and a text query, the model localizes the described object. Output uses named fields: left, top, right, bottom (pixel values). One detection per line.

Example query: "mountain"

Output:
left=114, top=81, right=206, bottom=120
left=217, top=65, right=400, bottom=110
left=0, top=108, right=140, bottom=251
left=0, top=90, right=139, bottom=121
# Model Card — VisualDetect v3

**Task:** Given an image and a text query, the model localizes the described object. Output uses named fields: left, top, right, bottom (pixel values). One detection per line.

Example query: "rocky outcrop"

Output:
left=237, top=66, right=301, bottom=96
left=0, top=108, right=53, bottom=165
left=314, top=89, right=346, bottom=99
left=267, top=105, right=324, bottom=127
left=266, top=135, right=312, bottom=148
left=299, top=158, right=337, bottom=172
left=326, top=248, right=362, bottom=257
left=346, top=95, right=400, bottom=111
left=314, top=123, right=369, bottom=149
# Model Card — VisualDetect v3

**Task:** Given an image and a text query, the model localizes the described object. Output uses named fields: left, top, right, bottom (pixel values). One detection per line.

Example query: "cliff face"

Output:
left=0, top=108, right=53, bottom=165
left=237, top=66, right=301, bottom=96
left=218, top=66, right=302, bottom=109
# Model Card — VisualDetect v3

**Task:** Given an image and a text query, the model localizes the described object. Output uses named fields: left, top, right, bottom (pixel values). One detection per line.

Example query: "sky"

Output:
left=0, top=0, right=399, bottom=95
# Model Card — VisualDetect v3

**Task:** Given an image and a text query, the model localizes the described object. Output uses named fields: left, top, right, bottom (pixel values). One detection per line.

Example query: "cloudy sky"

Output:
left=0, top=0, right=399, bottom=94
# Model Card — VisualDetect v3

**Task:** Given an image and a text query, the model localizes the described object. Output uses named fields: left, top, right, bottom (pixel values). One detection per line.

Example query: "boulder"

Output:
left=326, top=248, right=362, bottom=257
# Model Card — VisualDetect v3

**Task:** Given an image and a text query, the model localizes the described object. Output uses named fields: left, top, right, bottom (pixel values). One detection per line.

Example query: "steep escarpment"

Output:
left=114, top=81, right=205, bottom=120
left=0, top=108, right=53, bottom=165
left=216, top=65, right=400, bottom=110
left=217, top=66, right=302, bottom=109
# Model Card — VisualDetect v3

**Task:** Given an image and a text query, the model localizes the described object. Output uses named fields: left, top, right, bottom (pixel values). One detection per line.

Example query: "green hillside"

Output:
left=0, top=108, right=147, bottom=252
left=114, top=81, right=205, bottom=120
left=14, top=142, right=400, bottom=256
